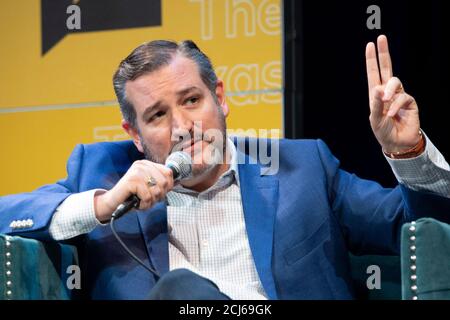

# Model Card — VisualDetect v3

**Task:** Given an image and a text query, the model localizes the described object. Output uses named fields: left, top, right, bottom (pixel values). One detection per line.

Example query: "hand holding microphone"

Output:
left=103, top=152, right=191, bottom=277
left=94, top=151, right=192, bottom=222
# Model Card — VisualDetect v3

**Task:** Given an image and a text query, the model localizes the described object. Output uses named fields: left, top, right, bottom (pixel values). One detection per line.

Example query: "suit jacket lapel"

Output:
left=238, top=153, right=279, bottom=299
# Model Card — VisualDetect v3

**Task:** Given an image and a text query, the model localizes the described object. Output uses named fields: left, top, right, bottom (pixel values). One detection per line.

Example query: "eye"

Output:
left=149, top=110, right=166, bottom=122
left=185, top=96, right=199, bottom=106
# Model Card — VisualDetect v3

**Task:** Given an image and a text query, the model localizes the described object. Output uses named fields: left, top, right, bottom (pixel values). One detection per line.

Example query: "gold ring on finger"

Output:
left=146, top=176, right=157, bottom=187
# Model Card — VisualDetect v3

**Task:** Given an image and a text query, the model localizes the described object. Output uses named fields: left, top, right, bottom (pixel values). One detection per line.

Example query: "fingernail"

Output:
left=387, top=109, right=395, bottom=117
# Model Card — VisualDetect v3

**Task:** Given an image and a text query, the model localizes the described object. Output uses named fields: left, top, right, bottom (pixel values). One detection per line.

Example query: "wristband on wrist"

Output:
left=383, top=130, right=426, bottom=159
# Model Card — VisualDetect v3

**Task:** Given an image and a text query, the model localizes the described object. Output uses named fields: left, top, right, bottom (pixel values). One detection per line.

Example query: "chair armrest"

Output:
left=0, top=234, right=78, bottom=300
left=349, top=253, right=401, bottom=300
left=401, top=218, right=450, bottom=300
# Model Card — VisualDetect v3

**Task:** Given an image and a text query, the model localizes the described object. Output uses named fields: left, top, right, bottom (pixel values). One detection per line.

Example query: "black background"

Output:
left=41, top=0, right=161, bottom=55
left=284, top=0, right=450, bottom=187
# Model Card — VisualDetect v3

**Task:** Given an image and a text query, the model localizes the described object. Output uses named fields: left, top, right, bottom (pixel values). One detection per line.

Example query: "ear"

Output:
left=215, top=79, right=229, bottom=117
left=122, top=119, right=144, bottom=153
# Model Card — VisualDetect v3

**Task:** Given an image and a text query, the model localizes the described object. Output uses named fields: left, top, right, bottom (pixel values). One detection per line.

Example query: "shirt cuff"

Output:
left=385, top=131, right=450, bottom=198
left=48, top=189, right=106, bottom=241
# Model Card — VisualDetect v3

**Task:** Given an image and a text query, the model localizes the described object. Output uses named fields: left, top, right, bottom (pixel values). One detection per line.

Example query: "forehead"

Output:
left=125, top=55, right=205, bottom=100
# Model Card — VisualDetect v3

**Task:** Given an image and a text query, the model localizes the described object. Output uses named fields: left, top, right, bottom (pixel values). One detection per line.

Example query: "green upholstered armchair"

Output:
left=349, top=253, right=401, bottom=300
left=401, top=218, right=450, bottom=300
left=1, top=218, right=449, bottom=300
left=0, top=234, right=78, bottom=300
left=350, top=217, right=450, bottom=300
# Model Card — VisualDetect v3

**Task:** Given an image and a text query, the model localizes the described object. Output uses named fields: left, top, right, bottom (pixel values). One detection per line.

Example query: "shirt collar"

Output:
left=227, top=137, right=240, bottom=186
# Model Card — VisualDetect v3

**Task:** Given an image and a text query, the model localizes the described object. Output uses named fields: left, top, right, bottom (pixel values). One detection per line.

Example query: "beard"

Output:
left=139, top=107, right=228, bottom=181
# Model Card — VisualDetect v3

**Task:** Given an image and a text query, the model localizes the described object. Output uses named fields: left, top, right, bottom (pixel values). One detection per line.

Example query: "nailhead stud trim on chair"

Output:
left=4, top=235, right=13, bottom=300
left=409, top=221, right=418, bottom=300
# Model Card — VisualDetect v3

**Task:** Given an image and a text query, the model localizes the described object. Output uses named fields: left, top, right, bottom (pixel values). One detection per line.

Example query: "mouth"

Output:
left=181, top=140, right=207, bottom=154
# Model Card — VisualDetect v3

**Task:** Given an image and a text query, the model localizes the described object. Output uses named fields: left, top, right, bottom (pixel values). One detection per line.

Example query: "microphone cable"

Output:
left=110, top=195, right=160, bottom=279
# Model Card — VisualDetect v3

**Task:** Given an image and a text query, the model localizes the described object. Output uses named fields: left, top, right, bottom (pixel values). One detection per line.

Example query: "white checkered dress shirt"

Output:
left=164, top=139, right=266, bottom=299
left=49, top=133, right=450, bottom=299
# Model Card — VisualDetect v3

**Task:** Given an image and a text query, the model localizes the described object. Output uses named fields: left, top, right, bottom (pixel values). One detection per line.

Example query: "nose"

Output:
left=171, top=108, right=193, bottom=145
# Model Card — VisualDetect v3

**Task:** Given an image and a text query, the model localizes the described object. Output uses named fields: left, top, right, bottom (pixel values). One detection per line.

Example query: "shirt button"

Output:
left=202, top=240, right=208, bottom=247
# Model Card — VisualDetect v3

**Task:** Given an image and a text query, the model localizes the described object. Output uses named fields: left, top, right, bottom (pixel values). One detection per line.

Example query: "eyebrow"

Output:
left=176, top=86, right=201, bottom=97
left=141, top=86, right=202, bottom=119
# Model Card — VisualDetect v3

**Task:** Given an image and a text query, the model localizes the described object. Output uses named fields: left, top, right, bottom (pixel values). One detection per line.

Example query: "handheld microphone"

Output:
left=111, top=151, right=192, bottom=220
left=164, top=151, right=193, bottom=181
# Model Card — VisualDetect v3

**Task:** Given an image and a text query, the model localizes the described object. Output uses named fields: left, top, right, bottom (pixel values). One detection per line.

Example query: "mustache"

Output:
left=170, top=132, right=215, bottom=153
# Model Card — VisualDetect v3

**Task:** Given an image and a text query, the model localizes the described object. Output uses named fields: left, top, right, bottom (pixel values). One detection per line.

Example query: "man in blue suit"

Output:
left=1, top=35, right=450, bottom=299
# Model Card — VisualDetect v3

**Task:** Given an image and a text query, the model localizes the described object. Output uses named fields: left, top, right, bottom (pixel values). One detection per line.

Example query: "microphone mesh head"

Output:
left=165, top=151, right=192, bottom=180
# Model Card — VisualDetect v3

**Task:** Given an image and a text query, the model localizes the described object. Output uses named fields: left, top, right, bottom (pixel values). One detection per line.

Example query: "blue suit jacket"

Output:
left=1, top=138, right=449, bottom=299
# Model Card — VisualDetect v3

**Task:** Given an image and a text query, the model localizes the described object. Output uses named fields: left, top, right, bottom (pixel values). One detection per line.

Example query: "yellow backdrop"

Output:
left=0, top=0, right=282, bottom=195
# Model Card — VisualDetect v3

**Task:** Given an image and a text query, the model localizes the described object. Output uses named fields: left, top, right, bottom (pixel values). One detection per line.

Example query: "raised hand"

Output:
left=365, top=35, right=421, bottom=154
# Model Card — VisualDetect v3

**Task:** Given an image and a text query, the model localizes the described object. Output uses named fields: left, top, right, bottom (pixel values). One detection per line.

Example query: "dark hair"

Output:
left=113, top=40, right=218, bottom=128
